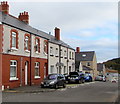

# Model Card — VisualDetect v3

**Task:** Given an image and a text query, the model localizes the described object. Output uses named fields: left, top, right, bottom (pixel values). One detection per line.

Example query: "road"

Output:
left=2, top=81, right=118, bottom=102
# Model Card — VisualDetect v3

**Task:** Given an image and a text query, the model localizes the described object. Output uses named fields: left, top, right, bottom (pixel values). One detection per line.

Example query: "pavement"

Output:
left=3, top=83, right=88, bottom=93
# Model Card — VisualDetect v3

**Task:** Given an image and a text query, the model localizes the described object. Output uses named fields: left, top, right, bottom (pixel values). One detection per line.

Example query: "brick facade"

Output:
left=2, top=54, right=47, bottom=89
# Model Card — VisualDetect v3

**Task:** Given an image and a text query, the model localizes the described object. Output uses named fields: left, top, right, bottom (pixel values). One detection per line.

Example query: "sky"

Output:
left=6, top=0, right=118, bottom=63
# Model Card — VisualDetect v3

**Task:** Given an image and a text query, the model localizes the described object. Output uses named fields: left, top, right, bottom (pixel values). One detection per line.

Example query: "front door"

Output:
left=25, top=62, right=28, bottom=85
left=44, top=63, right=48, bottom=78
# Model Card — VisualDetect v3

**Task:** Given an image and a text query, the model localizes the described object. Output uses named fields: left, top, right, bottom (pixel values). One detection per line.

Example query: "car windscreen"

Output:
left=47, top=75, right=57, bottom=80
left=85, top=74, right=89, bottom=77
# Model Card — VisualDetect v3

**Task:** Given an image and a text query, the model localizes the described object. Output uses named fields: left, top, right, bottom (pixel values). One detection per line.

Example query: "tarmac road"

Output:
left=2, top=81, right=118, bottom=102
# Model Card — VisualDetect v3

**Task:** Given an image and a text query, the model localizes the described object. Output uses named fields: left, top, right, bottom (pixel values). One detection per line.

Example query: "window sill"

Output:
left=64, top=57, right=67, bottom=59
left=50, top=54, right=54, bottom=57
left=34, top=76, right=41, bottom=79
left=10, top=77, right=19, bottom=81
left=11, top=47, right=18, bottom=51
left=25, top=50, right=30, bottom=53
left=35, top=51, right=40, bottom=54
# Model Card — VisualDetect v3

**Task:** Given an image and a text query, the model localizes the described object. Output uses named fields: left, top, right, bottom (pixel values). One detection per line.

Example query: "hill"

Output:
left=103, top=58, right=120, bottom=71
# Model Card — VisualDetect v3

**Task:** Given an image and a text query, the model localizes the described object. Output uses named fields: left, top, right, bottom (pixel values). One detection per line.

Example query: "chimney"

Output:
left=18, top=11, right=29, bottom=24
left=0, top=1, right=9, bottom=14
left=55, top=27, right=60, bottom=40
left=76, top=47, right=80, bottom=52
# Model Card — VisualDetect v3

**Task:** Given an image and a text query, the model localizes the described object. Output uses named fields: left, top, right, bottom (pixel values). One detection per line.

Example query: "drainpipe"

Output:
left=29, top=33, right=32, bottom=86
left=59, top=45, right=61, bottom=74
left=67, top=48, right=68, bottom=74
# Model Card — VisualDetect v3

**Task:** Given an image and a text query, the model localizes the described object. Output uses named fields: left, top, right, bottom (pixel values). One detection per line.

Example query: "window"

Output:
left=60, top=49, right=63, bottom=58
left=35, top=62, right=40, bottom=78
left=24, top=35, right=30, bottom=51
left=12, top=32, right=16, bottom=48
left=10, top=29, right=18, bottom=49
left=35, top=38, right=40, bottom=53
left=72, top=52, right=74, bottom=60
left=10, top=60, right=18, bottom=80
left=87, top=62, right=90, bottom=66
left=64, top=66, right=66, bottom=74
left=44, top=40, right=47, bottom=54
left=50, top=47, right=53, bottom=56
left=64, top=50, right=67, bottom=59
left=55, top=48, right=58, bottom=57
left=69, top=51, right=71, bottom=59
left=50, top=65, right=54, bottom=73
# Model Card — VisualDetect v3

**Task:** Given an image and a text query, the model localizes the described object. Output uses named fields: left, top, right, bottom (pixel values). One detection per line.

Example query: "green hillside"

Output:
left=103, top=58, right=120, bottom=71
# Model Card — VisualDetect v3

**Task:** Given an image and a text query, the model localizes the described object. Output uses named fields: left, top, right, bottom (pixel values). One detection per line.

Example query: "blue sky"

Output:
left=7, top=0, right=118, bottom=63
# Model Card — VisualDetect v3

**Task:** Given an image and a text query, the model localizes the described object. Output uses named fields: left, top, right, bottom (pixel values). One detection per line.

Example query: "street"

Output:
left=2, top=81, right=118, bottom=102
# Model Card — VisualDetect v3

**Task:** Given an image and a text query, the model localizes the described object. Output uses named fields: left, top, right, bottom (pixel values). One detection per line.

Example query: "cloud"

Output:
left=7, top=1, right=118, bottom=62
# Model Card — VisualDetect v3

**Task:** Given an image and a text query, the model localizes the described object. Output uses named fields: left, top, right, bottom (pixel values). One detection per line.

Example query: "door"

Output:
left=25, top=61, right=28, bottom=85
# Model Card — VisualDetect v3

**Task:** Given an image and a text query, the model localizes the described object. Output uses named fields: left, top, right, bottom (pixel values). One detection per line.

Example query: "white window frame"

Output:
left=60, top=49, right=63, bottom=58
left=34, top=62, right=40, bottom=78
left=35, top=38, right=39, bottom=53
left=25, top=36, right=29, bottom=51
left=44, top=41, right=47, bottom=54
left=10, top=60, right=18, bottom=81
left=55, top=48, right=58, bottom=56
left=11, top=32, right=17, bottom=49
left=50, top=47, right=53, bottom=56
left=64, top=50, right=67, bottom=58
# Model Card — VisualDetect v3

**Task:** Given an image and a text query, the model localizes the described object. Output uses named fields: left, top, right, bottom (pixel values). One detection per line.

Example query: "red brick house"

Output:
left=0, top=1, right=49, bottom=90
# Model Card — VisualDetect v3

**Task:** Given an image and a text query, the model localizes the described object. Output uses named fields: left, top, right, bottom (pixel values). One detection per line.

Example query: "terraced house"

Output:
left=0, top=1, right=75, bottom=90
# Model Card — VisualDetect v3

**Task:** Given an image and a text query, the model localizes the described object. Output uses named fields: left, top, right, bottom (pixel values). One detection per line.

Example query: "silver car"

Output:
left=95, top=75, right=106, bottom=82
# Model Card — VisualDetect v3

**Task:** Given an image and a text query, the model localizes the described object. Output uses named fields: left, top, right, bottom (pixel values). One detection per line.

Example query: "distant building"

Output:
left=97, top=63, right=106, bottom=75
left=75, top=47, right=98, bottom=78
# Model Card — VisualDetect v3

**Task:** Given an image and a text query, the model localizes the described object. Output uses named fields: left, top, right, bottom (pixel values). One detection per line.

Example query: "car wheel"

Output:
left=78, top=80, right=82, bottom=84
left=63, top=83, right=66, bottom=88
left=82, top=79, right=85, bottom=83
left=41, top=85, right=44, bottom=88
left=54, top=84, right=59, bottom=89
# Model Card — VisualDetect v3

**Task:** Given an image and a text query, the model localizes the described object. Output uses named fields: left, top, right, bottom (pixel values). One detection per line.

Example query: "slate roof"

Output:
left=0, top=12, right=74, bottom=50
left=75, top=51, right=95, bottom=61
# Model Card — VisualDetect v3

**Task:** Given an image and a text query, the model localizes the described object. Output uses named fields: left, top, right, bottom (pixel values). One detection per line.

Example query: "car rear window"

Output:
left=48, top=75, right=57, bottom=80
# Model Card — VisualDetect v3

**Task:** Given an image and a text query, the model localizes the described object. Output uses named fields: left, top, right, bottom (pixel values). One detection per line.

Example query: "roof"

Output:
left=75, top=51, right=95, bottom=61
left=0, top=12, right=74, bottom=50
left=97, top=63, right=104, bottom=71
left=82, top=65, right=93, bottom=71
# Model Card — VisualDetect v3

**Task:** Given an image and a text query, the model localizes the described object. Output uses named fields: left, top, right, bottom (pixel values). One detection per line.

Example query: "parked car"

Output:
left=111, top=77, right=118, bottom=83
left=84, top=73, right=93, bottom=82
left=41, top=74, right=66, bottom=89
left=66, top=72, right=85, bottom=84
left=95, top=75, right=106, bottom=82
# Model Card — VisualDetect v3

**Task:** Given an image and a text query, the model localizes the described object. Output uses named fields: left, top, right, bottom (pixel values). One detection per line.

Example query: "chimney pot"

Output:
left=55, top=27, right=60, bottom=40
left=18, top=11, right=29, bottom=24
left=0, top=1, right=9, bottom=14
left=76, top=47, right=80, bottom=52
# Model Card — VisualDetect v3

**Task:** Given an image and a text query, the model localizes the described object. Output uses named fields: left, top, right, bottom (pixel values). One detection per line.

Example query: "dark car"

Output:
left=66, top=72, right=85, bottom=84
left=41, top=74, right=66, bottom=89
left=84, top=73, right=93, bottom=82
